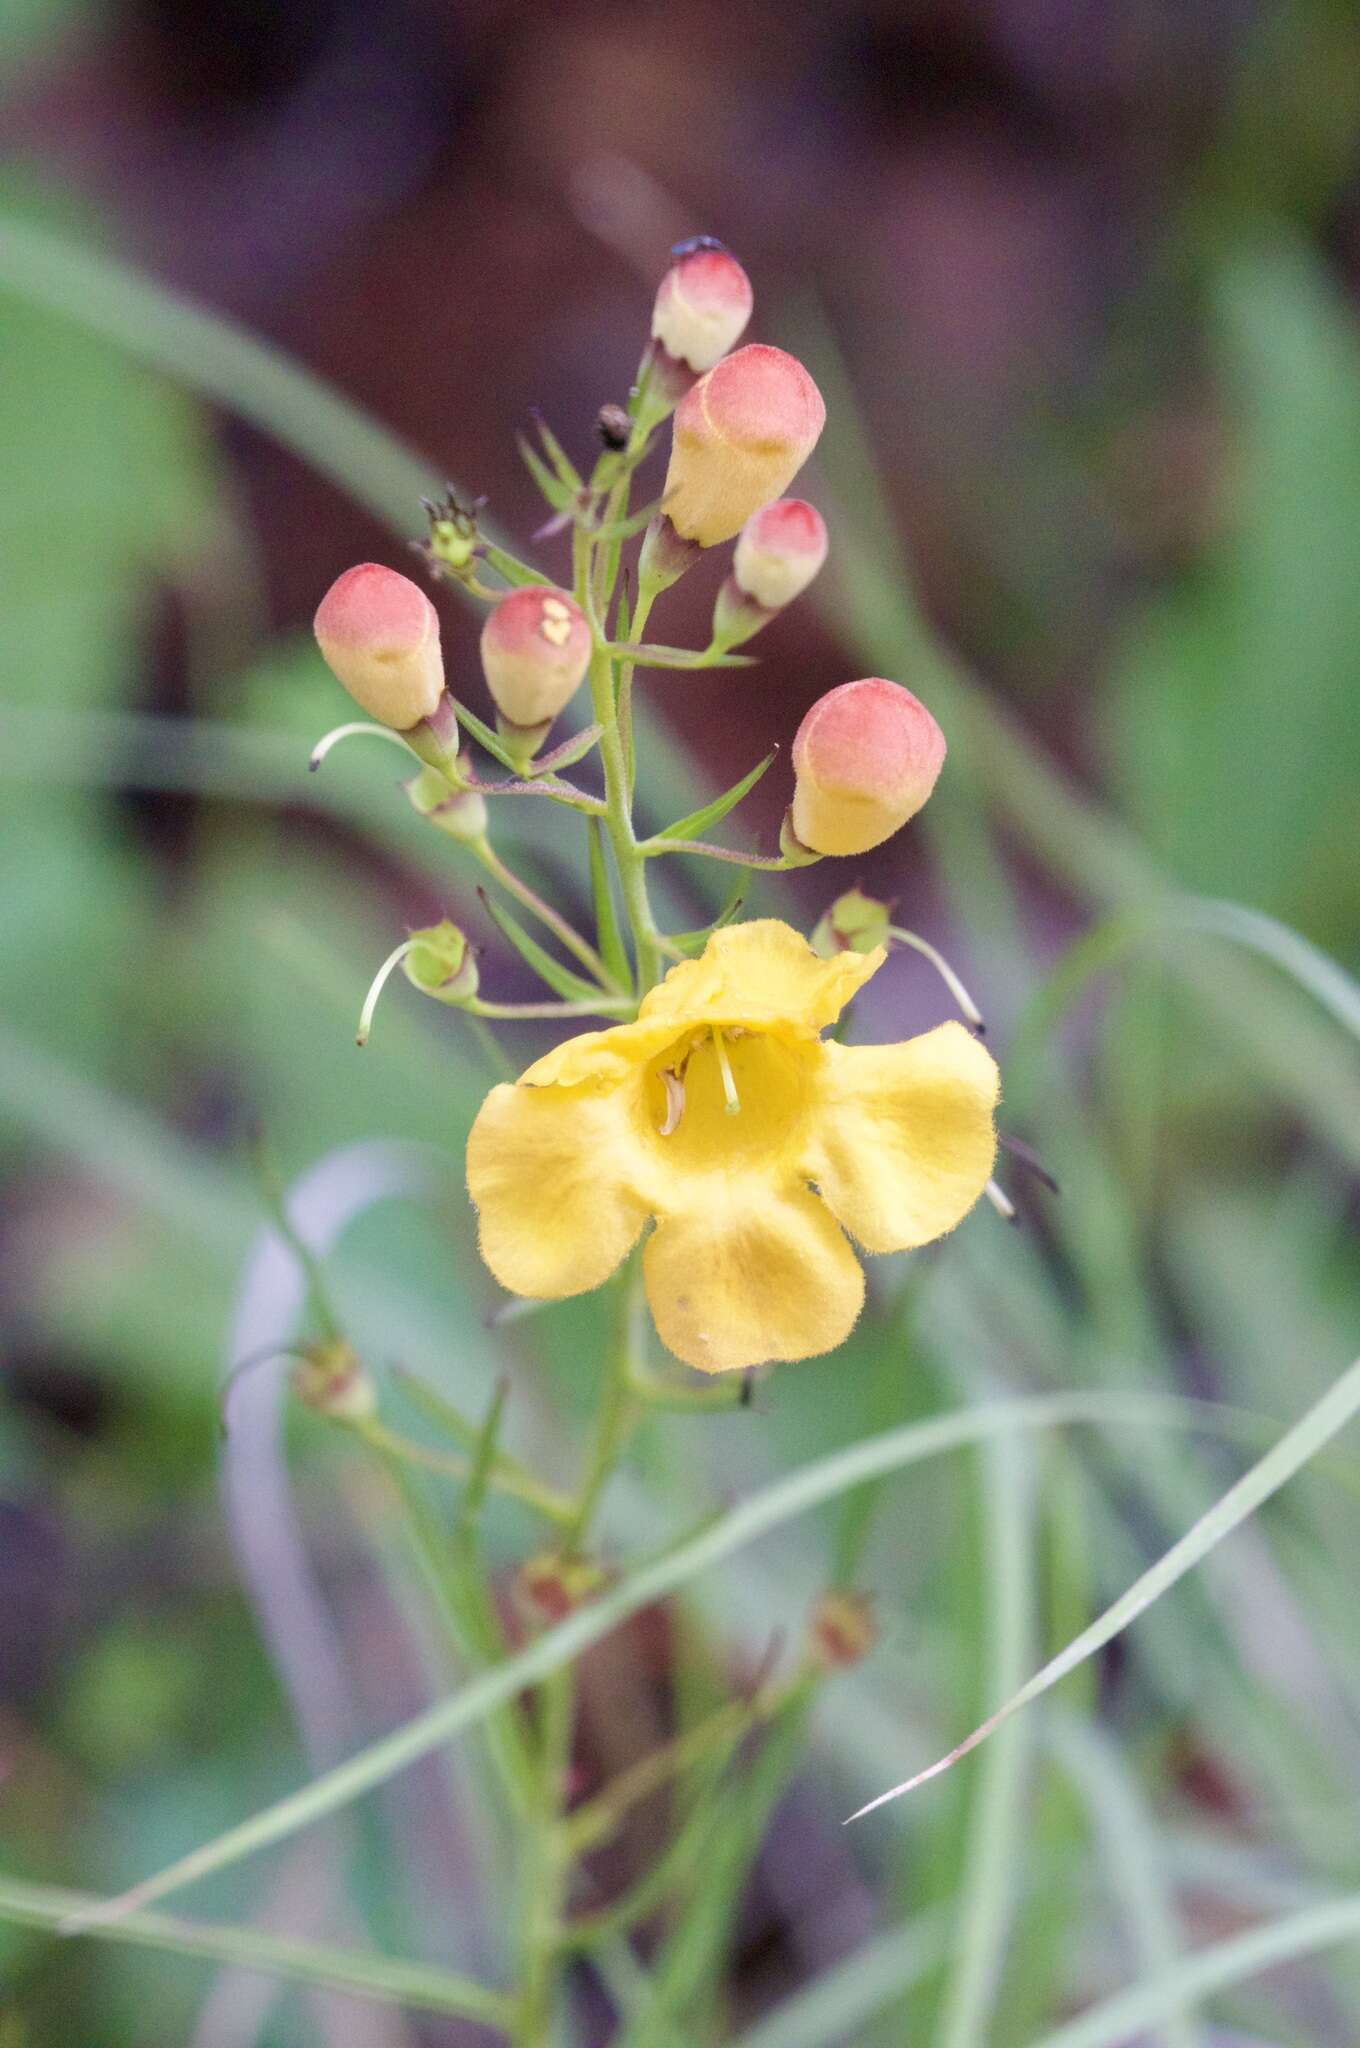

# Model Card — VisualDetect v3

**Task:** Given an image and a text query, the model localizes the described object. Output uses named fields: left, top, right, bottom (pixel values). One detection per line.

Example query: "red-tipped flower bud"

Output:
left=480, top=587, right=590, bottom=729
left=791, top=678, right=946, bottom=857
left=651, top=243, right=754, bottom=374
left=734, top=498, right=828, bottom=610
left=713, top=497, right=829, bottom=648
left=662, top=345, right=826, bottom=548
left=314, top=564, right=445, bottom=730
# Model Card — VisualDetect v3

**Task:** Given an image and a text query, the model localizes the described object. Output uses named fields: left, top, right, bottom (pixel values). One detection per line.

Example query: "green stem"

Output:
left=465, top=995, right=634, bottom=1022
left=471, top=835, right=623, bottom=992
left=560, top=1267, right=643, bottom=1557
left=514, top=1664, right=576, bottom=2045
left=618, top=586, right=656, bottom=799
left=352, top=1417, right=575, bottom=1527
left=572, top=523, right=663, bottom=992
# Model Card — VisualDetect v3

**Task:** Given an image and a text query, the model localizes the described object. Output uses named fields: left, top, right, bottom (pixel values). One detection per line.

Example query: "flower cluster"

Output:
left=311, top=238, right=1000, bottom=1374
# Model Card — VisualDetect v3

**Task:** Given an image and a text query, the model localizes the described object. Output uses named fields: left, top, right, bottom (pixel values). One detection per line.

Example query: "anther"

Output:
left=659, top=1068, right=686, bottom=1136
left=713, top=1028, right=741, bottom=1116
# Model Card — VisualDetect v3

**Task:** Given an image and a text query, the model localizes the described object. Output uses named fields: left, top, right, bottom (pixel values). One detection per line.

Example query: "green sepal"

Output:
left=478, top=889, right=606, bottom=1004
left=588, top=817, right=632, bottom=991
left=449, top=695, right=522, bottom=773
left=534, top=724, right=604, bottom=775
left=652, top=751, right=777, bottom=846
left=517, top=434, right=575, bottom=513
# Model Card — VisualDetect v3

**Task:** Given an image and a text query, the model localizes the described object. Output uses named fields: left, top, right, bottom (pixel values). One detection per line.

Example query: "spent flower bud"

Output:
left=403, top=920, right=479, bottom=1003
left=790, top=678, right=946, bottom=857
left=810, top=886, right=893, bottom=960
left=515, top=1551, right=608, bottom=1626
left=480, top=586, right=590, bottom=730
left=406, top=763, right=488, bottom=844
left=292, top=1340, right=377, bottom=1422
left=651, top=241, right=754, bottom=374
left=808, top=1590, right=878, bottom=1672
left=314, top=564, right=445, bottom=730
left=662, top=345, right=826, bottom=548
left=713, top=497, right=829, bottom=648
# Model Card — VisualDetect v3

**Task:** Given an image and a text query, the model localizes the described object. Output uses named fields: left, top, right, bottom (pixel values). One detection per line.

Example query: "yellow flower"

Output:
left=466, top=921, right=999, bottom=1374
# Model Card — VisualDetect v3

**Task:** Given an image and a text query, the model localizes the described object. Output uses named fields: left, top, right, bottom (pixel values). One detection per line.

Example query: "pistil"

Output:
left=713, top=1028, right=741, bottom=1116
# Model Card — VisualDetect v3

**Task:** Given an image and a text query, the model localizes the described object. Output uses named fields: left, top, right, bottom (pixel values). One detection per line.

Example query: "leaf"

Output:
left=0, top=1873, right=510, bottom=2027
left=588, top=818, right=632, bottom=989
left=517, top=432, right=575, bottom=513
left=613, top=642, right=755, bottom=670
left=847, top=1352, right=1360, bottom=1822
left=533, top=722, right=604, bottom=775
left=478, top=889, right=606, bottom=1004
left=652, top=751, right=777, bottom=845
left=67, top=1382, right=1335, bottom=1924
left=529, top=410, right=583, bottom=491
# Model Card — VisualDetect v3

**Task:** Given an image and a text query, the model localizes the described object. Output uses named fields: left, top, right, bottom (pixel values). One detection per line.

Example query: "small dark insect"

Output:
left=597, top=402, right=631, bottom=450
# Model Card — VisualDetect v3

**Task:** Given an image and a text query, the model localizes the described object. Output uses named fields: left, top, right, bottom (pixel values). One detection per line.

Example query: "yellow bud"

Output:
left=662, top=345, right=826, bottom=548
left=480, top=587, right=590, bottom=728
left=791, top=679, right=946, bottom=857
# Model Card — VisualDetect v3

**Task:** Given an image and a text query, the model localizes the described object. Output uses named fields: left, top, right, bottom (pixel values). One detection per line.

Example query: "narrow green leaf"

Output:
left=0, top=1874, right=510, bottom=2027
left=480, top=541, right=552, bottom=589
left=652, top=751, right=777, bottom=846
left=612, top=642, right=755, bottom=669
left=588, top=817, right=632, bottom=990
left=462, top=1376, right=510, bottom=1526
left=478, top=889, right=605, bottom=1004
left=71, top=1385, right=1322, bottom=1926
left=530, top=410, right=583, bottom=491
left=849, top=1353, right=1360, bottom=1822
left=1021, top=1891, right=1360, bottom=2048
left=517, top=432, right=575, bottom=512
left=532, top=722, right=603, bottom=775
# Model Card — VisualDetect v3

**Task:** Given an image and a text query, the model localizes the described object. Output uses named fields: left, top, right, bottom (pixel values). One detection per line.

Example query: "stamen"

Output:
left=888, top=926, right=986, bottom=1035
left=713, top=1027, right=741, bottom=1116
left=309, top=721, right=422, bottom=773
left=984, top=1179, right=1019, bottom=1225
left=658, top=1067, right=686, bottom=1136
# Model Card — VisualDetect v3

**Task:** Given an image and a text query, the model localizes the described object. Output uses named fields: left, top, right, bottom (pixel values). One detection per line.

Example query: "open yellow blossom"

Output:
left=466, top=921, right=999, bottom=1374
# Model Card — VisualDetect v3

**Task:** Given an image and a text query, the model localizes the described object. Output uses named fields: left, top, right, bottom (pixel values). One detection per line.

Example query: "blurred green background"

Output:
left=2, top=0, right=1360, bottom=2043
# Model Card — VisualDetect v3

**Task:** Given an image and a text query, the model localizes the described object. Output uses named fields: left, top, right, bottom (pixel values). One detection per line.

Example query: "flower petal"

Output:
left=467, top=1081, right=649, bottom=1298
left=643, top=1179, right=865, bottom=1373
left=804, top=1023, right=999, bottom=1254
left=640, top=919, right=882, bottom=1037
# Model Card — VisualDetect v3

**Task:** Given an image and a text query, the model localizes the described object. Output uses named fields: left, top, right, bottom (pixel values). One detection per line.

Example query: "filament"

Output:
left=309, top=722, right=421, bottom=773
left=713, top=1028, right=741, bottom=1116
left=888, top=927, right=985, bottom=1034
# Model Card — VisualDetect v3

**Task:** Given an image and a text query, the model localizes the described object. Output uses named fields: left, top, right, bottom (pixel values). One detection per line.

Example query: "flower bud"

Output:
left=662, top=345, right=826, bottom=548
left=314, top=564, right=445, bottom=730
left=810, top=886, right=893, bottom=960
left=406, top=763, right=488, bottom=844
left=713, top=497, right=828, bottom=647
left=515, top=1551, right=607, bottom=1627
left=808, top=1590, right=878, bottom=1672
left=651, top=241, right=753, bottom=374
left=480, top=587, right=590, bottom=729
left=790, top=678, right=946, bottom=857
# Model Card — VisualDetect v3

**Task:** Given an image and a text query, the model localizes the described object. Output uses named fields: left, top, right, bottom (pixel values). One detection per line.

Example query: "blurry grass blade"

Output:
left=847, top=1352, right=1360, bottom=1823
left=0, top=213, right=442, bottom=533
left=1176, top=895, right=1360, bottom=1043
left=72, top=1388, right=1279, bottom=1926
left=462, top=1376, right=510, bottom=1526
left=728, top=1913, right=948, bottom=2048
left=935, top=1428, right=1035, bottom=2048
left=651, top=750, right=778, bottom=846
left=1051, top=1712, right=1202, bottom=2048
left=1021, top=1891, right=1360, bottom=2048
left=588, top=817, right=632, bottom=988
left=0, top=1874, right=511, bottom=2026
left=478, top=888, right=606, bottom=1003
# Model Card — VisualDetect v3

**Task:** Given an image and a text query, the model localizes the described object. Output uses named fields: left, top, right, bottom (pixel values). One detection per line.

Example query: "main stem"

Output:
left=572, top=521, right=662, bottom=994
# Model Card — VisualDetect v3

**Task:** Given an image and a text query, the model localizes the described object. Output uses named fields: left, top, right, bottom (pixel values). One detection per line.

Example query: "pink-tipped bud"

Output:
left=791, top=678, right=946, bottom=857
left=734, top=499, right=828, bottom=609
left=314, top=565, right=445, bottom=730
left=662, top=345, right=826, bottom=548
left=651, top=242, right=754, bottom=374
left=479, top=587, right=590, bottom=729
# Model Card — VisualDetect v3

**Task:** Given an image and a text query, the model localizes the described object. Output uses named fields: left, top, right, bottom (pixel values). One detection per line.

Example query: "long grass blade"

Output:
left=848, top=1354, right=1360, bottom=1823
left=0, top=1874, right=510, bottom=2027
left=65, top=1382, right=1349, bottom=1928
